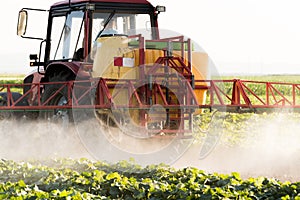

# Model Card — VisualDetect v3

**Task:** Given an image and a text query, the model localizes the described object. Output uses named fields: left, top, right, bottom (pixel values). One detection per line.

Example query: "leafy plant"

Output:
left=1, top=158, right=300, bottom=199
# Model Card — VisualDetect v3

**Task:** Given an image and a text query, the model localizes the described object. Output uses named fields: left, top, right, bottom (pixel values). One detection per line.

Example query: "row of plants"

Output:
left=1, top=158, right=300, bottom=199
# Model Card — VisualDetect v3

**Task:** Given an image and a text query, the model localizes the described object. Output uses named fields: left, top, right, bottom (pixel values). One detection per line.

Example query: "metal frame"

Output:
left=4, top=79, right=300, bottom=109
left=2, top=78, right=300, bottom=135
left=194, top=79, right=300, bottom=110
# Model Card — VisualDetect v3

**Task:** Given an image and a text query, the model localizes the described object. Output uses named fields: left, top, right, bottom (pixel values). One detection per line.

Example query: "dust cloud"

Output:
left=1, top=112, right=300, bottom=181
left=0, top=118, right=92, bottom=161
left=173, top=112, right=300, bottom=182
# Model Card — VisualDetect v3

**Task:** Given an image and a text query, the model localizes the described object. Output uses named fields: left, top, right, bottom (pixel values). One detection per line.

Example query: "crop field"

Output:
left=1, top=74, right=300, bottom=198
left=0, top=74, right=25, bottom=84
left=0, top=74, right=25, bottom=94
left=2, top=158, right=300, bottom=199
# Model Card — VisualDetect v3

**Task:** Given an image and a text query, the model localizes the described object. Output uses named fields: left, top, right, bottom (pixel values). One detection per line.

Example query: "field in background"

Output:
left=0, top=74, right=25, bottom=84
left=1, top=73, right=300, bottom=84
left=220, top=74, right=300, bottom=83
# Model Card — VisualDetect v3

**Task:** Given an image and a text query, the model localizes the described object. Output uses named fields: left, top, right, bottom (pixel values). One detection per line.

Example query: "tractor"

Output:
left=12, top=0, right=300, bottom=164
left=13, top=0, right=210, bottom=163
left=16, top=0, right=208, bottom=132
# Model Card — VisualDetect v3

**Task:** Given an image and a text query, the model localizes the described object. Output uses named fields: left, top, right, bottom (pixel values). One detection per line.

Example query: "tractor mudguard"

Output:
left=45, top=61, right=90, bottom=81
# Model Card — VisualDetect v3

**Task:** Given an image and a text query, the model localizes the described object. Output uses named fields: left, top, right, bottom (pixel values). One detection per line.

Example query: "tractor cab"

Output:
left=17, top=0, right=165, bottom=78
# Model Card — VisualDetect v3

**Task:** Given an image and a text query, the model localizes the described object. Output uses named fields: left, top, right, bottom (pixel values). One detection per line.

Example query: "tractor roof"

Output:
left=52, top=0, right=152, bottom=7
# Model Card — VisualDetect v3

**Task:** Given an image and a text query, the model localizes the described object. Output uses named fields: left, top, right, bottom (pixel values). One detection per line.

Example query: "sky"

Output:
left=1, top=0, right=300, bottom=75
